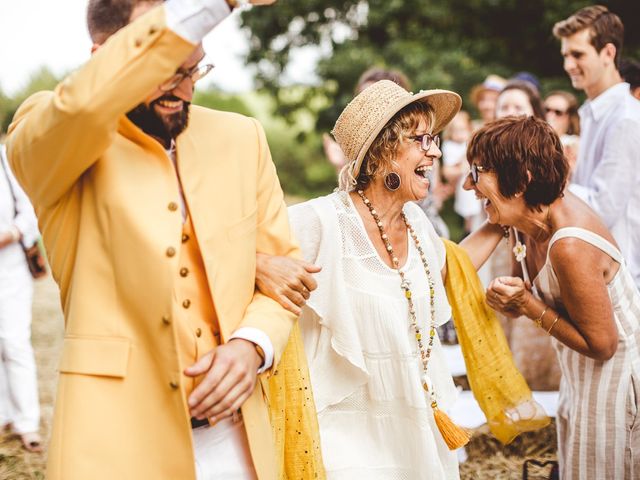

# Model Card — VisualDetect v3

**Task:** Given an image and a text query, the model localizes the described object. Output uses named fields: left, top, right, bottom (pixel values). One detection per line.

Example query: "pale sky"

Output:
left=0, top=1, right=317, bottom=96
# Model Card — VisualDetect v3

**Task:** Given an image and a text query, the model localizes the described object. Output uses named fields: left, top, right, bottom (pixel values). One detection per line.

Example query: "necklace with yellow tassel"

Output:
left=358, top=190, right=470, bottom=450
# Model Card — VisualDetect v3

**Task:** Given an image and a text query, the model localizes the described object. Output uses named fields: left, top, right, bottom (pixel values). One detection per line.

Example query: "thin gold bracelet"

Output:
left=546, top=315, right=560, bottom=335
left=533, top=306, right=548, bottom=329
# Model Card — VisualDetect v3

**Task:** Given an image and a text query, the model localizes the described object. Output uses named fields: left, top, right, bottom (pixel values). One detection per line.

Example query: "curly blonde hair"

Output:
left=338, top=101, right=436, bottom=191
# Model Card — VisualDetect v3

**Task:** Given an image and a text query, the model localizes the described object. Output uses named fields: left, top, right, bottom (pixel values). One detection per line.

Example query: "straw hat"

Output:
left=469, top=74, right=507, bottom=106
left=332, top=80, right=461, bottom=181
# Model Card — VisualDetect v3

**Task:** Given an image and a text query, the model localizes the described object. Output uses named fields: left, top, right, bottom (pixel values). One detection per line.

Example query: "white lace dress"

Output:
left=288, top=191, right=459, bottom=480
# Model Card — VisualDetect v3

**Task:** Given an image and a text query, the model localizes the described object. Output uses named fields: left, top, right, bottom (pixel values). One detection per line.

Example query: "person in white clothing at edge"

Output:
left=553, top=5, right=640, bottom=289
left=0, top=145, right=42, bottom=452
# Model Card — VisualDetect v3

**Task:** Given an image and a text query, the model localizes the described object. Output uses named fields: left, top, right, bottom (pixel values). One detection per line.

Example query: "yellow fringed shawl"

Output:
left=268, top=322, right=326, bottom=479
left=442, top=239, right=550, bottom=444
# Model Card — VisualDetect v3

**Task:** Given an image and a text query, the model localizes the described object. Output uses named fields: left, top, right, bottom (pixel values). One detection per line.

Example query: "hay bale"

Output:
left=460, top=419, right=557, bottom=479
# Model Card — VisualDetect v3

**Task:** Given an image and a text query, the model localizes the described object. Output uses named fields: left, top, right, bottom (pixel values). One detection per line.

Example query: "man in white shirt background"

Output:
left=553, top=5, right=640, bottom=289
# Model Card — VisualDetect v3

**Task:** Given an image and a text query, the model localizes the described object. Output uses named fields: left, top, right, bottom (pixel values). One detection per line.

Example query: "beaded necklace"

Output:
left=357, top=189, right=470, bottom=449
left=357, top=189, right=437, bottom=389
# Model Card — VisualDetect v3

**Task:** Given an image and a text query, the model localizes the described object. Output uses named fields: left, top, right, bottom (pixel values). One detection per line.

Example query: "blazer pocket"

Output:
left=59, top=336, right=131, bottom=378
left=227, top=208, right=257, bottom=240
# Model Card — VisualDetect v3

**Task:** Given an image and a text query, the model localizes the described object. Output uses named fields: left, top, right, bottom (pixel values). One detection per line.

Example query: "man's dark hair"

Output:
left=620, top=58, right=640, bottom=90
left=553, top=5, right=624, bottom=69
left=87, top=0, right=161, bottom=44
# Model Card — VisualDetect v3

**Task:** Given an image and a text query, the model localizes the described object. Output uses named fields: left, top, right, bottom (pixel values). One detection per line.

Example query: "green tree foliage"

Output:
left=242, top=0, right=640, bottom=130
left=194, top=87, right=337, bottom=197
left=1, top=67, right=60, bottom=134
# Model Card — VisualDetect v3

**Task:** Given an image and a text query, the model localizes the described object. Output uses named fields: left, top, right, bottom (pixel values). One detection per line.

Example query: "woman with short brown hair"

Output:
left=465, top=115, right=640, bottom=479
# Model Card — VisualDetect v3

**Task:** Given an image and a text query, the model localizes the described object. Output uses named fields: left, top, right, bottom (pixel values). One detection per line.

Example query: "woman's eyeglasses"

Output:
left=470, top=163, right=486, bottom=184
left=409, top=133, right=440, bottom=151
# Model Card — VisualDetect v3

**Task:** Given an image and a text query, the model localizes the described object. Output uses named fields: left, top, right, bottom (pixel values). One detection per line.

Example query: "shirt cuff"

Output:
left=229, top=327, right=274, bottom=374
left=164, top=0, right=232, bottom=44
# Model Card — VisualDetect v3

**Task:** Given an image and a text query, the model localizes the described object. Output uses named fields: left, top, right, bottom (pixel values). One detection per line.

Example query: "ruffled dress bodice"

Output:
left=288, top=192, right=459, bottom=480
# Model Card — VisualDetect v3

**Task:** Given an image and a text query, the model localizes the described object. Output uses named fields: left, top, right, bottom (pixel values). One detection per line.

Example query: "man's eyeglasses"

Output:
left=470, top=163, right=487, bottom=184
left=159, top=63, right=215, bottom=92
left=544, top=107, right=568, bottom=117
left=409, top=133, right=440, bottom=151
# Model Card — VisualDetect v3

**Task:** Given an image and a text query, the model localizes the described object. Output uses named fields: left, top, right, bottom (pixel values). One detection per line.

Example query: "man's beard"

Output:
left=127, top=95, right=190, bottom=148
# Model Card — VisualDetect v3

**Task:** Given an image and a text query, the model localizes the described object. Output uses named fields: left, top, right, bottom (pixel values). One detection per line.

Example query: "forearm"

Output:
left=240, top=292, right=297, bottom=372
left=521, top=294, right=611, bottom=360
left=459, top=220, right=504, bottom=270
left=247, top=119, right=301, bottom=369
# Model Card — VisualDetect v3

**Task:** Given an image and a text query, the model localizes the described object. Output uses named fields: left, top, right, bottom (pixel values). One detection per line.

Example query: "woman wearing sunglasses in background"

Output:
left=465, top=115, right=640, bottom=479
left=544, top=91, right=581, bottom=175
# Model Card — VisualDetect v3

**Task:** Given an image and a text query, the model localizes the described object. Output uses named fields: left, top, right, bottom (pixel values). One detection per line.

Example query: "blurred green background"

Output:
left=1, top=0, right=638, bottom=240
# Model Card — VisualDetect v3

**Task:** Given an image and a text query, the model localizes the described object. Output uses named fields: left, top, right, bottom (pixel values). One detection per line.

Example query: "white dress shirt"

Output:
left=569, top=83, right=640, bottom=288
left=165, top=0, right=232, bottom=44
left=1, top=145, right=40, bottom=269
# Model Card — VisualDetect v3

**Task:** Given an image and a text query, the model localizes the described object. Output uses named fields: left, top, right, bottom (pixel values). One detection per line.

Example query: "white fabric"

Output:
left=192, top=417, right=257, bottom=480
left=449, top=390, right=559, bottom=429
left=570, top=83, right=640, bottom=288
left=0, top=146, right=40, bottom=251
left=0, top=267, right=39, bottom=433
left=289, top=191, right=459, bottom=480
left=229, top=327, right=273, bottom=374
left=0, top=145, right=40, bottom=434
left=442, top=140, right=482, bottom=222
left=164, top=0, right=232, bottom=45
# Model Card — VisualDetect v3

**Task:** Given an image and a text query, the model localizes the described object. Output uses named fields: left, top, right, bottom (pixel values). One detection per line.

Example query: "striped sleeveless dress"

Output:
left=519, top=227, right=640, bottom=479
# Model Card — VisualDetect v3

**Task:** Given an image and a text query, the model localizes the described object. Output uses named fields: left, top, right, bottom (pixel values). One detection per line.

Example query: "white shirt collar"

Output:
left=579, top=82, right=631, bottom=122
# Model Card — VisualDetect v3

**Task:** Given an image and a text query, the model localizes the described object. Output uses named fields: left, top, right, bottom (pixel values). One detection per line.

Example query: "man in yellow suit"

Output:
left=6, top=0, right=319, bottom=478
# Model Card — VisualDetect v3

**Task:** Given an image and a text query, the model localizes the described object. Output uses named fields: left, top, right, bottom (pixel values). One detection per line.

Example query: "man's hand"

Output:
left=486, top=276, right=533, bottom=318
left=185, top=338, right=262, bottom=422
left=256, top=253, right=321, bottom=315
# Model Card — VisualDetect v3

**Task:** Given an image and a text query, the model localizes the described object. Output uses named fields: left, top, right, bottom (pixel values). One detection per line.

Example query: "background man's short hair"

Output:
left=552, top=5, right=624, bottom=68
left=620, top=58, right=640, bottom=90
left=87, top=0, right=162, bottom=43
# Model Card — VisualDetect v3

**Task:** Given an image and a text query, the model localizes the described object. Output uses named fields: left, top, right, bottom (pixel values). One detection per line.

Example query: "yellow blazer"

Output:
left=7, top=6, right=300, bottom=480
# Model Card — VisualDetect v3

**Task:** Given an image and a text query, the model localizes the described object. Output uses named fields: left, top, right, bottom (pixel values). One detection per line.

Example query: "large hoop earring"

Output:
left=384, top=172, right=401, bottom=191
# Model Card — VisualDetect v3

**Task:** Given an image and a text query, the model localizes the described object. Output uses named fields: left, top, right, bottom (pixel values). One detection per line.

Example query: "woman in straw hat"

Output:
left=256, top=80, right=517, bottom=478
